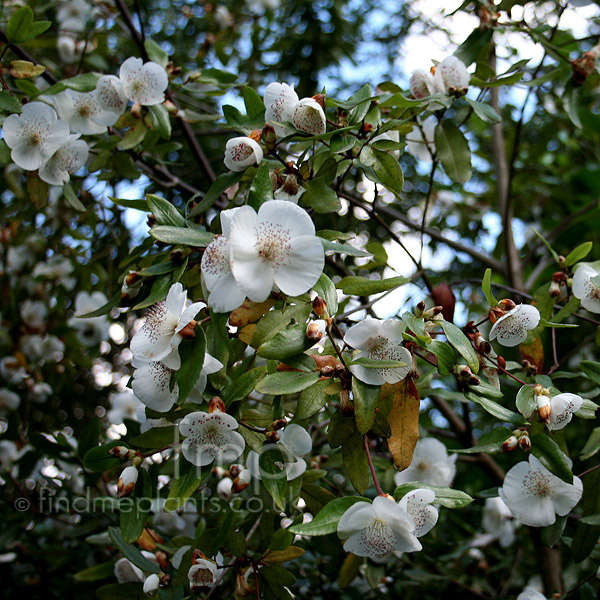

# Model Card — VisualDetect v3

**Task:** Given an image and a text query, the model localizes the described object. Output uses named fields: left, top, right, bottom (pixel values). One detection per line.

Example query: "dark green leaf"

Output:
left=287, top=496, right=370, bottom=535
left=530, top=432, right=573, bottom=484
left=434, top=121, right=472, bottom=183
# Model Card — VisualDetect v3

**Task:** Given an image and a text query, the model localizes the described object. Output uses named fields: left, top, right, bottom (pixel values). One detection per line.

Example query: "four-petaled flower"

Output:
left=130, top=282, right=205, bottom=369
left=499, top=454, right=582, bottom=527
left=394, top=437, right=457, bottom=487
left=489, top=304, right=540, bottom=347
left=223, top=136, right=263, bottom=172
left=38, top=134, right=89, bottom=186
left=344, top=318, right=412, bottom=386
left=119, top=57, right=169, bottom=106
left=573, top=263, right=600, bottom=314
left=3, top=102, right=70, bottom=171
left=179, top=410, right=245, bottom=466
left=228, top=200, right=325, bottom=302
left=337, top=495, right=422, bottom=559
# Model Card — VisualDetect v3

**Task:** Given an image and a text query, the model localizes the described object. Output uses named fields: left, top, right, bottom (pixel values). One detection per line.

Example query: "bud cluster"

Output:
left=502, top=428, right=531, bottom=453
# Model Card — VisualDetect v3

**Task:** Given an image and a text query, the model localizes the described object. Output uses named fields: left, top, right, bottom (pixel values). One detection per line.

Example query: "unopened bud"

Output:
left=498, top=298, right=516, bottom=312
left=110, top=445, right=131, bottom=459
left=553, top=271, right=567, bottom=284
left=118, top=466, right=138, bottom=497
left=415, top=301, right=426, bottom=318
left=212, top=466, right=226, bottom=478
left=312, top=296, right=327, bottom=317
left=131, top=103, right=143, bottom=119
left=340, top=389, right=354, bottom=416
left=262, top=122, right=277, bottom=147
left=518, top=433, right=531, bottom=452
left=229, top=464, right=243, bottom=478
left=497, top=356, right=506, bottom=370
left=232, top=468, right=251, bottom=493
left=217, top=477, right=233, bottom=500
left=549, top=281, right=561, bottom=298
left=178, top=320, right=197, bottom=339
left=423, top=306, right=443, bottom=320
left=156, top=551, right=169, bottom=571
left=533, top=384, right=550, bottom=396
left=502, top=435, right=518, bottom=452
left=125, top=271, right=143, bottom=287
left=536, top=393, right=551, bottom=423
left=488, top=306, right=504, bottom=323
left=249, top=128, right=262, bottom=143
left=208, top=396, right=226, bottom=413
left=147, top=214, right=156, bottom=228
left=265, top=430, right=280, bottom=443
left=311, top=93, right=326, bottom=109
left=468, top=375, right=481, bottom=386
left=143, top=573, right=160, bottom=596
left=271, top=418, right=287, bottom=431
left=306, top=322, right=324, bottom=342
left=320, top=365, right=335, bottom=378
left=170, top=248, right=185, bottom=264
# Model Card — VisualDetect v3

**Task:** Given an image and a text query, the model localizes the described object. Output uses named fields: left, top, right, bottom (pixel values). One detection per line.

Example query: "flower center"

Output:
left=255, top=223, right=292, bottom=268
left=522, top=470, right=552, bottom=497
left=361, top=518, right=395, bottom=557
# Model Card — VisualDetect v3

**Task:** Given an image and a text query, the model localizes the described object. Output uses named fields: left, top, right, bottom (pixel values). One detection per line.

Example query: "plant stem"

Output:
left=363, top=435, right=385, bottom=496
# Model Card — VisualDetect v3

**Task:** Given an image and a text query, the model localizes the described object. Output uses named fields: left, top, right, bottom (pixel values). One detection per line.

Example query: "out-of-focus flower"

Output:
left=406, top=117, right=436, bottom=162
left=394, top=437, right=457, bottom=487
left=20, top=299, right=48, bottom=329
left=68, top=291, right=110, bottom=346
left=33, top=256, right=76, bottom=290
left=0, top=388, right=20, bottom=415
left=38, top=134, right=89, bottom=187
left=215, top=5, right=234, bottom=28
left=56, top=0, right=93, bottom=32
left=274, top=174, right=304, bottom=203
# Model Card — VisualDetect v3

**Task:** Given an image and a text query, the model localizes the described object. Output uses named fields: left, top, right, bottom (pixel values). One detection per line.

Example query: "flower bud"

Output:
left=468, top=375, right=481, bottom=386
left=501, top=436, right=518, bottom=452
left=423, top=306, right=443, bottom=320
left=518, top=433, right=531, bottom=452
left=224, top=136, right=263, bottom=172
left=217, top=477, right=233, bottom=500
left=410, top=69, right=436, bottom=99
left=262, top=122, right=277, bottom=148
left=265, top=430, right=280, bottom=443
left=170, top=248, right=185, bottom=264
left=292, top=98, right=326, bottom=136
left=143, top=573, right=160, bottom=596
left=178, top=320, right=197, bottom=340
left=271, top=418, right=287, bottom=431
left=320, top=365, right=335, bottom=378
left=117, top=466, right=138, bottom=497
left=312, top=296, right=327, bottom=317
left=110, top=445, right=132, bottom=459
left=156, top=551, right=169, bottom=571
left=549, top=281, right=561, bottom=298
left=435, top=56, right=470, bottom=95
left=306, top=322, right=324, bottom=342
left=209, top=396, right=226, bottom=413
left=498, top=298, right=517, bottom=312
left=311, top=93, right=326, bottom=109
left=147, top=214, right=157, bottom=228
left=415, top=301, right=426, bottom=318
left=232, top=468, right=251, bottom=493
left=536, top=393, right=551, bottom=423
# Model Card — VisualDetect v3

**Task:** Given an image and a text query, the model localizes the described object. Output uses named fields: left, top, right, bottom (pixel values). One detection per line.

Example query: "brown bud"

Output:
left=229, top=464, right=243, bottom=478
left=518, top=434, right=531, bottom=452
left=265, top=430, right=280, bottom=443
left=423, top=306, right=443, bottom=320
left=125, top=271, right=143, bottom=287
left=340, top=389, right=354, bottom=416
left=156, top=551, right=169, bottom=571
left=209, top=396, right=226, bottom=413
left=147, top=214, right=157, bottom=228
left=552, top=271, right=567, bottom=284
left=320, top=365, right=335, bottom=378
left=468, top=375, right=481, bottom=386
left=498, top=298, right=516, bottom=312
left=170, top=248, right=185, bottom=264
left=549, top=281, right=561, bottom=298
left=312, top=93, right=326, bottom=109
left=131, top=103, right=142, bottom=119
left=479, top=340, right=492, bottom=355
left=306, top=322, right=324, bottom=342
left=312, top=296, right=327, bottom=317
left=415, top=301, right=426, bottom=317
left=497, top=356, right=506, bottom=370
left=501, top=436, right=518, bottom=452
left=191, top=549, right=208, bottom=564
left=231, top=477, right=250, bottom=494
left=538, top=404, right=551, bottom=423
left=488, top=306, right=504, bottom=324
left=110, top=445, right=130, bottom=458
left=262, top=122, right=276, bottom=147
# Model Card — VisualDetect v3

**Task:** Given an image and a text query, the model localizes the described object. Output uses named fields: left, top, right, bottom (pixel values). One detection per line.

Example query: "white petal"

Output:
left=132, top=362, right=178, bottom=412
left=573, top=264, right=600, bottom=313
left=279, top=424, right=312, bottom=456
left=165, top=282, right=187, bottom=316
left=551, top=475, right=583, bottom=516
left=272, top=234, right=324, bottom=296
left=257, top=199, right=316, bottom=238
left=548, top=393, right=583, bottom=431
left=398, top=488, right=438, bottom=537
left=409, top=69, right=436, bottom=98
left=337, top=501, right=375, bottom=538
left=176, top=301, right=205, bottom=333
left=224, top=137, right=263, bottom=171
left=292, top=98, right=326, bottom=135
left=344, top=318, right=381, bottom=350
left=264, top=82, right=298, bottom=124
left=285, top=457, right=307, bottom=480
left=11, top=144, right=45, bottom=170
left=434, top=56, right=470, bottom=93
left=96, top=75, right=128, bottom=114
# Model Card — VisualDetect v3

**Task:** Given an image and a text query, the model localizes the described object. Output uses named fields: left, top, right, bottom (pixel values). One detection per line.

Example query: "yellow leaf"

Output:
left=338, top=553, right=362, bottom=588
left=238, top=324, right=256, bottom=345
left=386, top=378, right=420, bottom=471
left=262, top=546, right=305, bottom=563
left=519, top=335, right=544, bottom=373
left=9, top=60, right=45, bottom=79
left=229, top=298, right=274, bottom=327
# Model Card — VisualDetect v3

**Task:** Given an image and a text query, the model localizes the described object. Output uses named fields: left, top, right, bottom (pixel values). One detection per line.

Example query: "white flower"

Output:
left=264, top=82, right=299, bottom=135
left=434, top=56, right=470, bottom=94
left=499, top=454, right=582, bottom=527
left=20, top=299, right=47, bottom=329
left=33, top=256, right=75, bottom=289
left=0, top=388, right=20, bottom=416
left=274, top=174, right=304, bottom=203
left=292, top=98, right=326, bottom=136
left=6, top=244, right=36, bottom=274
left=547, top=393, right=583, bottom=431
left=152, top=506, right=197, bottom=536
left=0, top=357, right=28, bottom=385
left=130, top=283, right=205, bottom=370
left=107, top=390, right=142, bottom=425
left=95, top=75, right=128, bottom=117
left=0, top=440, right=23, bottom=471
left=179, top=410, right=245, bottom=467
left=248, top=0, right=281, bottom=13
left=229, top=200, right=325, bottom=302
left=114, top=558, right=144, bottom=583
left=132, top=360, right=178, bottom=413
left=118, top=466, right=139, bottom=497
left=30, top=382, right=53, bottom=403
left=201, top=208, right=247, bottom=313
left=406, top=117, right=436, bottom=163
left=573, top=263, right=600, bottom=314
left=68, top=291, right=110, bottom=347
left=481, top=497, right=517, bottom=548
left=394, top=437, right=457, bottom=487
left=143, top=573, right=160, bottom=596
left=337, top=496, right=421, bottom=559
left=188, top=353, right=224, bottom=402
left=223, top=136, right=263, bottom=172
left=38, top=134, right=88, bottom=186
left=120, top=57, right=169, bottom=106
left=53, top=89, right=121, bottom=133
left=2, top=102, right=70, bottom=171
left=215, top=5, right=234, bottom=28
left=517, top=588, right=546, bottom=600
left=344, top=318, right=412, bottom=386
left=247, top=423, right=312, bottom=481
left=57, top=0, right=93, bottom=32
left=217, top=477, right=233, bottom=500
left=409, top=69, right=441, bottom=99
left=57, top=35, right=86, bottom=64
left=188, top=559, right=218, bottom=590
left=397, top=488, right=439, bottom=537
left=489, top=304, right=540, bottom=347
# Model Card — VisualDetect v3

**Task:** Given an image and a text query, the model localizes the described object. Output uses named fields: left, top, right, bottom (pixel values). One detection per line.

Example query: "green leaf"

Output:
left=439, top=320, right=479, bottom=373
left=150, top=225, right=213, bottom=247
left=369, top=149, right=404, bottom=198
left=189, top=171, right=243, bottom=216
left=176, top=327, right=206, bottom=403
left=251, top=303, right=312, bottom=347
left=469, top=380, right=503, bottom=399
left=7, top=7, right=34, bottom=43
left=427, top=340, right=455, bottom=376
left=255, top=371, right=320, bottom=395
left=147, top=104, right=172, bottom=139
left=259, top=446, right=288, bottom=510
left=117, top=121, right=147, bottom=150
left=301, top=177, right=342, bottom=214
left=530, top=432, right=573, bottom=484
left=133, top=273, right=172, bottom=310
left=77, top=291, right=121, bottom=318
left=464, top=392, right=526, bottom=425
left=434, top=121, right=472, bottom=184
left=352, top=379, right=380, bottom=434
left=146, top=194, right=185, bottom=227
left=120, top=469, right=152, bottom=543
left=580, top=361, right=600, bottom=386
left=130, top=426, right=178, bottom=449
left=454, top=27, right=493, bottom=66
left=108, top=527, right=160, bottom=573
left=294, top=380, right=331, bottom=421
left=287, top=496, right=370, bottom=535
left=96, top=582, right=146, bottom=599
left=564, top=242, right=593, bottom=267
left=482, top=268, right=498, bottom=307
left=165, top=458, right=210, bottom=511
left=62, top=182, right=86, bottom=211
left=313, top=273, right=338, bottom=316
left=320, top=238, right=372, bottom=257
left=25, top=20, right=52, bottom=41
left=74, top=560, right=116, bottom=582
left=541, top=514, right=567, bottom=547
left=351, top=357, right=407, bottom=369
left=243, top=85, right=265, bottom=117
left=580, top=427, right=600, bottom=460
left=452, top=427, right=513, bottom=454
left=257, top=324, right=311, bottom=360
left=83, top=441, right=122, bottom=472
left=327, top=412, right=357, bottom=448
left=572, top=469, right=600, bottom=562
left=465, top=97, right=501, bottom=124
left=531, top=227, right=560, bottom=262
left=342, top=432, right=370, bottom=494
left=109, top=196, right=148, bottom=211
left=144, top=39, right=169, bottom=67
left=336, top=276, right=408, bottom=296
left=393, top=483, right=473, bottom=508
left=0, top=90, right=23, bottom=113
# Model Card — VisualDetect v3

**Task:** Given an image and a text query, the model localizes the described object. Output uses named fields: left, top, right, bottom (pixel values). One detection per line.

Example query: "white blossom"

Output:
left=130, top=283, right=205, bottom=370
left=143, top=573, right=160, bottom=596
left=215, top=6, right=234, bottom=28
left=264, top=82, right=299, bottom=135
left=120, top=57, right=169, bottom=106
left=107, top=390, right=143, bottom=425
left=2, top=102, right=70, bottom=171
left=57, top=35, right=86, bottom=64
left=95, top=75, right=128, bottom=117
left=53, top=89, right=121, bottom=133
left=179, top=410, right=245, bottom=467
left=517, top=588, right=546, bottom=600
left=344, top=318, right=412, bottom=386
left=489, top=304, right=540, bottom=347
left=274, top=174, right=304, bottom=203
left=397, top=488, right=439, bottom=537
left=217, top=477, right=233, bottom=500
left=499, top=454, right=582, bottom=527
left=247, top=423, right=312, bottom=481
left=292, top=98, right=326, bottom=136
left=434, top=56, right=470, bottom=94
left=477, top=497, right=518, bottom=548
left=188, top=559, right=218, bottom=590
left=409, top=69, right=440, bottom=99
left=57, top=0, right=93, bottom=32
left=223, top=136, right=263, bottom=172
left=114, top=558, right=144, bottom=583
left=0, top=357, right=28, bottom=385
left=188, top=353, right=224, bottom=402
left=394, top=437, right=457, bottom=487
left=228, top=200, right=325, bottom=302
left=68, top=291, right=110, bottom=347
left=38, top=134, right=89, bottom=186
left=33, top=256, right=76, bottom=289
left=201, top=208, right=247, bottom=313
left=30, top=382, right=53, bottom=403
left=547, top=393, right=583, bottom=431
left=337, top=496, right=421, bottom=559
left=572, top=263, right=600, bottom=314
left=20, top=299, right=47, bottom=329
left=0, top=388, right=20, bottom=416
